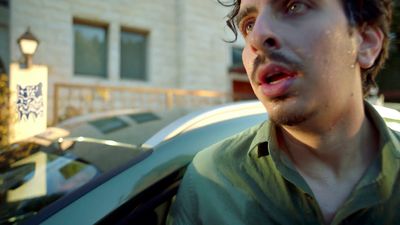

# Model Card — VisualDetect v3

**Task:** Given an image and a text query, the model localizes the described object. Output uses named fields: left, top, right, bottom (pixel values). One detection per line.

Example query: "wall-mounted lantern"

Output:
left=17, top=27, right=39, bottom=68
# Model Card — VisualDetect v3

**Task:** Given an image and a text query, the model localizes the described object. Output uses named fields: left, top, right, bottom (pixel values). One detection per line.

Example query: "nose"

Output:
left=248, top=12, right=281, bottom=54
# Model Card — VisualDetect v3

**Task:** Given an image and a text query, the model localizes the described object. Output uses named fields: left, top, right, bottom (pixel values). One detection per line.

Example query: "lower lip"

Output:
left=259, top=76, right=296, bottom=98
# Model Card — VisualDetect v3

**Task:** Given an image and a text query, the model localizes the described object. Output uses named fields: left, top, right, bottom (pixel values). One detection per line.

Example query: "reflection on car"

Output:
left=1, top=100, right=399, bottom=225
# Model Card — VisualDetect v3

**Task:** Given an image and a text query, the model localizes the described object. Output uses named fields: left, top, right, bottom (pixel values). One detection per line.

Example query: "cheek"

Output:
left=308, top=27, right=356, bottom=77
left=313, top=32, right=338, bottom=71
left=242, top=46, right=262, bottom=95
left=306, top=30, right=360, bottom=102
left=242, top=46, right=254, bottom=79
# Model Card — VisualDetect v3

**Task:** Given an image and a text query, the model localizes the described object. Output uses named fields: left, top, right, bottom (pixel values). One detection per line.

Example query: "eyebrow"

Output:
left=235, top=6, right=258, bottom=27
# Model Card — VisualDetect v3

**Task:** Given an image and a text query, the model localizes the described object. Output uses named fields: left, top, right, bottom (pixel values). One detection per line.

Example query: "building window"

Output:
left=232, top=47, right=243, bottom=67
left=120, top=28, right=148, bottom=81
left=229, top=47, right=245, bottom=73
left=74, top=19, right=108, bottom=78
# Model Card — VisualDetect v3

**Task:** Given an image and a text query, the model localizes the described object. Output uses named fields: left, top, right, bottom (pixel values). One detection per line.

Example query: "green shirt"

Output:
left=169, top=103, right=400, bottom=225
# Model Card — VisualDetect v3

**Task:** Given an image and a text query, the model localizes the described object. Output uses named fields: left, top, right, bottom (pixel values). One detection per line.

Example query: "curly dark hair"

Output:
left=218, top=0, right=393, bottom=96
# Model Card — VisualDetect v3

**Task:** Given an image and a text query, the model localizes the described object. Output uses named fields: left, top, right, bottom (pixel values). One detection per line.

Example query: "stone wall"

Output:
left=9, top=0, right=238, bottom=123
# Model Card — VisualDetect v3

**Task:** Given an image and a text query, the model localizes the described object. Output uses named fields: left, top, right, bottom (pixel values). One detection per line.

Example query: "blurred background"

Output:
left=0, top=0, right=399, bottom=127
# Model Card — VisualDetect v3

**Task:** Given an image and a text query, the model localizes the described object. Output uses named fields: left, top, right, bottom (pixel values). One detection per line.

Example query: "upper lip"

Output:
left=257, top=64, right=298, bottom=85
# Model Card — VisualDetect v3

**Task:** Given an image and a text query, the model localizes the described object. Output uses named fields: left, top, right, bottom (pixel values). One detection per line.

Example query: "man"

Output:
left=169, top=0, right=399, bottom=224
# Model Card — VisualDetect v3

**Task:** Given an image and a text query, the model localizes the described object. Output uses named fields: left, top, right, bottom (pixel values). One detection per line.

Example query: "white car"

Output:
left=0, top=101, right=399, bottom=225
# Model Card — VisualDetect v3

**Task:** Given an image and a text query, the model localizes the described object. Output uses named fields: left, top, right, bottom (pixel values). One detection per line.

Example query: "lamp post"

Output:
left=17, top=27, right=39, bottom=68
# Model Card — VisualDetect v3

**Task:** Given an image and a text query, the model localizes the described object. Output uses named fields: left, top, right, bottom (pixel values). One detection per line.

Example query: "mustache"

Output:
left=251, top=51, right=304, bottom=81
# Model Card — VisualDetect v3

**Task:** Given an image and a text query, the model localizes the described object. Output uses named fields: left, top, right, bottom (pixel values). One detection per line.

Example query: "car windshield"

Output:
left=0, top=137, right=146, bottom=224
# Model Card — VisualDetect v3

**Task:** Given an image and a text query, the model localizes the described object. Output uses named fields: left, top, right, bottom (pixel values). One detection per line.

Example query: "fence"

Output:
left=53, top=83, right=232, bottom=124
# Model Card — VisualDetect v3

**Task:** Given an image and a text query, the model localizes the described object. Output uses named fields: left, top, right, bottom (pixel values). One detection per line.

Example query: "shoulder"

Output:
left=195, top=122, right=263, bottom=163
left=188, top=122, right=265, bottom=182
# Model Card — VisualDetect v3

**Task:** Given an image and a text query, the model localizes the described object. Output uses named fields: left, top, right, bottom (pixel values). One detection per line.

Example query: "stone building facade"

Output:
left=4, top=0, right=249, bottom=123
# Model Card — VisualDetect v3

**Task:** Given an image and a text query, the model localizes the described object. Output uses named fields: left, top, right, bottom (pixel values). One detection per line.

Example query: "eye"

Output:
left=240, top=19, right=255, bottom=36
left=286, top=1, right=308, bottom=15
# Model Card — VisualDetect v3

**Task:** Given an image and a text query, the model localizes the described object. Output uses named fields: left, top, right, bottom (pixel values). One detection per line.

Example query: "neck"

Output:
left=279, top=100, right=378, bottom=178
left=278, top=101, right=379, bottom=225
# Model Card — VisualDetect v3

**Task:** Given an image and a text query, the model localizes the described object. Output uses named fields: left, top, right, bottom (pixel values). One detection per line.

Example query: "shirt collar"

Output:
left=248, top=120, right=273, bottom=157
left=333, top=102, right=400, bottom=222
left=363, top=101, right=400, bottom=197
left=365, top=101, right=400, bottom=157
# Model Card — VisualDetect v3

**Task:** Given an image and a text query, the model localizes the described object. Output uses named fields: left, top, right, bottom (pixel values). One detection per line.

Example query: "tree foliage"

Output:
left=0, top=59, right=11, bottom=147
left=376, top=0, right=400, bottom=100
left=0, top=73, right=10, bottom=146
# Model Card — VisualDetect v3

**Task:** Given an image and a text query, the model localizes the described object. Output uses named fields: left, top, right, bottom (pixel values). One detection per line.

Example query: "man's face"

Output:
left=238, top=0, right=363, bottom=126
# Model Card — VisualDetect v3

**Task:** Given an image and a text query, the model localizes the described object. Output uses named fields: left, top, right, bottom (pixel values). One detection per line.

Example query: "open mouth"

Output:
left=265, top=72, right=292, bottom=84
left=263, top=71, right=296, bottom=85
left=257, top=64, right=298, bottom=98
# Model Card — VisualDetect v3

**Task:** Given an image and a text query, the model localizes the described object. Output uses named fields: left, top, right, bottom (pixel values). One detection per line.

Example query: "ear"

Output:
left=357, top=25, right=384, bottom=69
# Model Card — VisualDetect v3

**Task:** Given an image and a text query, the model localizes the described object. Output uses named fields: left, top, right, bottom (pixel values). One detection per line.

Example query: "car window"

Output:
left=0, top=138, right=146, bottom=224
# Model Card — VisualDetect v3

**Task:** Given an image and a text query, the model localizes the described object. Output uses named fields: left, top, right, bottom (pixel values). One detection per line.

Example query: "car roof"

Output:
left=54, top=101, right=266, bottom=148
left=373, top=104, right=400, bottom=132
left=142, top=100, right=266, bottom=148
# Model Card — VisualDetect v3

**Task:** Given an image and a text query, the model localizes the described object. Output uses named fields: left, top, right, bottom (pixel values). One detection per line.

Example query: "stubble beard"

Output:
left=267, top=97, right=313, bottom=126
left=249, top=50, right=311, bottom=126
left=270, top=112, right=309, bottom=126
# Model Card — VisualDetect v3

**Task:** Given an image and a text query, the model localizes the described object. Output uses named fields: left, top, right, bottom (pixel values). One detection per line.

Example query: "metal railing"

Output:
left=53, top=83, right=232, bottom=124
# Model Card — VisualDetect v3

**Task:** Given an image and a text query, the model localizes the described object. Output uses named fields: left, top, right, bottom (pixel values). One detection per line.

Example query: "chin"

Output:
left=262, top=95, right=314, bottom=126
left=270, top=113, right=309, bottom=126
